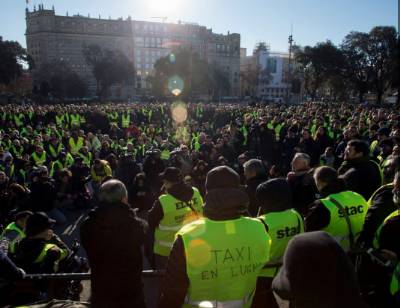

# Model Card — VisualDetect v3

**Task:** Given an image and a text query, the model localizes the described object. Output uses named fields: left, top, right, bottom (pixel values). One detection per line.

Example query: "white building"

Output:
left=240, top=47, right=292, bottom=100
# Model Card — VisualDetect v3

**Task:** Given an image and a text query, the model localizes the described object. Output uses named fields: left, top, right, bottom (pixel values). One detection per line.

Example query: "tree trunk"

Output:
left=376, top=89, right=383, bottom=105
left=358, top=90, right=365, bottom=104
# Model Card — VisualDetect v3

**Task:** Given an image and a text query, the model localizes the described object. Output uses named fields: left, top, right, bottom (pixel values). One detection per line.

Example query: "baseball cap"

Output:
left=159, top=167, right=183, bottom=183
left=25, top=212, right=56, bottom=236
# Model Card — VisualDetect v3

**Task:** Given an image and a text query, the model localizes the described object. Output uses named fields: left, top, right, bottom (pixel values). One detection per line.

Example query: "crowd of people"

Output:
left=0, top=101, right=399, bottom=307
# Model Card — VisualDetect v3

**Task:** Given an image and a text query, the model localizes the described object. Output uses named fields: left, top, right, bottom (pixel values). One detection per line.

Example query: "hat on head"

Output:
left=205, top=166, right=240, bottom=191
left=256, top=178, right=292, bottom=213
left=25, top=212, right=56, bottom=237
left=15, top=210, right=33, bottom=221
left=378, top=127, right=390, bottom=137
left=159, top=167, right=183, bottom=183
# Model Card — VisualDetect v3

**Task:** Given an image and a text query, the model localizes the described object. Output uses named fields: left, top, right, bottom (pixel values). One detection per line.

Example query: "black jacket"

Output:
left=304, top=181, right=347, bottom=232
left=13, top=234, right=68, bottom=274
left=287, top=170, right=318, bottom=216
left=30, top=178, right=57, bottom=212
left=338, top=157, right=382, bottom=200
left=80, top=202, right=147, bottom=308
left=245, top=174, right=269, bottom=217
left=359, top=184, right=397, bottom=247
left=272, top=231, right=367, bottom=308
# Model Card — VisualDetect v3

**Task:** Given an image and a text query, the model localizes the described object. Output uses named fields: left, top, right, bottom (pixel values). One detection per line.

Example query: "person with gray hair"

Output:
left=80, top=179, right=147, bottom=308
left=98, top=179, right=128, bottom=204
left=287, top=152, right=318, bottom=216
left=243, top=159, right=268, bottom=216
left=291, top=152, right=311, bottom=172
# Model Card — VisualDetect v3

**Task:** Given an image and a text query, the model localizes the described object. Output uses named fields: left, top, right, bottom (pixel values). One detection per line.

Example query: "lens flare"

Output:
left=168, top=75, right=184, bottom=96
left=171, top=101, right=188, bottom=124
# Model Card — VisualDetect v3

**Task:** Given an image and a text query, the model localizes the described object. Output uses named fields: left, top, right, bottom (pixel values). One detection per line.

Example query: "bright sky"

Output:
left=1, top=0, right=398, bottom=54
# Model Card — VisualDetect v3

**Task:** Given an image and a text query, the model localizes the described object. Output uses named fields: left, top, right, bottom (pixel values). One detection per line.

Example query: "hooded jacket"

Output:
left=272, top=231, right=367, bottom=308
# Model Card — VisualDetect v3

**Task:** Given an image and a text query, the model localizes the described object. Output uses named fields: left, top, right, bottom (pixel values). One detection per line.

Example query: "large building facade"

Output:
left=240, top=47, right=292, bottom=100
left=26, top=5, right=240, bottom=98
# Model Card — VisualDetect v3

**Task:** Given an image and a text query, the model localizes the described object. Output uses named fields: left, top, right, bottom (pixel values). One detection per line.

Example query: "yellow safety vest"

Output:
left=32, top=151, right=47, bottom=166
left=320, top=191, right=368, bottom=252
left=179, top=217, right=271, bottom=308
left=154, top=188, right=203, bottom=257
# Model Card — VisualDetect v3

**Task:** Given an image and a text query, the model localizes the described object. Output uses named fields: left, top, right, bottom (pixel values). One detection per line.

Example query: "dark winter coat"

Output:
left=245, top=174, right=269, bottom=217
left=338, top=157, right=382, bottom=200
left=80, top=202, right=147, bottom=308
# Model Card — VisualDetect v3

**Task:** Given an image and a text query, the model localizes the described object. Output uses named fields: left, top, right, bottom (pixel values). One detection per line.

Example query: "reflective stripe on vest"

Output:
left=78, top=153, right=93, bottom=166
left=122, top=114, right=131, bottom=128
left=320, top=191, right=368, bottom=252
left=48, top=143, right=63, bottom=158
left=1, top=222, right=25, bottom=254
left=258, top=209, right=304, bottom=277
left=55, top=115, right=64, bottom=126
left=0, top=164, right=15, bottom=178
left=370, top=159, right=384, bottom=186
left=391, top=262, right=400, bottom=296
left=368, top=183, right=394, bottom=206
left=34, top=244, right=58, bottom=263
left=32, top=152, right=47, bottom=166
left=370, top=140, right=378, bottom=155
left=154, top=188, right=203, bottom=257
left=14, top=114, right=25, bottom=127
left=373, top=210, right=400, bottom=249
left=179, top=217, right=271, bottom=308
left=70, top=114, right=80, bottom=126
left=161, top=149, right=170, bottom=160
left=34, top=243, right=68, bottom=272
left=69, top=137, right=84, bottom=155
left=108, top=112, right=118, bottom=123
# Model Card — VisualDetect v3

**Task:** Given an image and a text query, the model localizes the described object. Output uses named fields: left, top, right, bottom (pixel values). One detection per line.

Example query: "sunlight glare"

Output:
left=147, top=0, right=183, bottom=15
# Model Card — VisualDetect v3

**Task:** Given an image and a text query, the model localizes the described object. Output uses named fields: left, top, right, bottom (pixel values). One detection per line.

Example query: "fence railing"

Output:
left=23, top=270, right=166, bottom=281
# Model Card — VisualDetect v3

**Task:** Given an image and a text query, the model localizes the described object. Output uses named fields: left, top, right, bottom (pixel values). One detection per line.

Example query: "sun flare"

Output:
left=147, top=0, right=183, bottom=15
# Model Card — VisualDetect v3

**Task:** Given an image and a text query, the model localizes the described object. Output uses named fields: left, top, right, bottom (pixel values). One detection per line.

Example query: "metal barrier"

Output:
left=22, top=263, right=284, bottom=281
left=24, top=270, right=166, bottom=281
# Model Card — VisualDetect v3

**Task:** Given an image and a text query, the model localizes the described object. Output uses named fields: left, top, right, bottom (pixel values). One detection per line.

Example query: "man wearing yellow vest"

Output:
left=31, top=145, right=47, bottom=167
left=47, top=136, right=64, bottom=161
left=68, top=131, right=85, bottom=156
left=253, top=178, right=304, bottom=308
left=363, top=171, right=400, bottom=307
left=159, top=166, right=271, bottom=308
left=358, top=156, right=400, bottom=247
left=13, top=212, right=69, bottom=274
left=121, top=111, right=131, bottom=129
left=0, top=211, right=32, bottom=255
left=305, top=166, right=368, bottom=253
left=149, top=167, right=203, bottom=269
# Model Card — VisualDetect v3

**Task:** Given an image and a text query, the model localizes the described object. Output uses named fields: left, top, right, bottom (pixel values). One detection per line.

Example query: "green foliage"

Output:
left=148, top=48, right=230, bottom=99
left=82, top=44, right=135, bottom=99
left=294, top=26, right=399, bottom=103
left=35, top=61, right=87, bottom=98
left=0, top=40, right=33, bottom=85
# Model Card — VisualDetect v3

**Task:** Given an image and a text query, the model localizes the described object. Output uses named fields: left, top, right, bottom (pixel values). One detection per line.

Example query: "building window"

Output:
left=267, top=59, right=277, bottom=73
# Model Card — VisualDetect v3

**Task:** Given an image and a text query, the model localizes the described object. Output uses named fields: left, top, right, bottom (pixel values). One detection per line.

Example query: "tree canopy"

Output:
left=83, top=44, right=135, bottom=99
left=34, top=61, right=87, bottom=98
left=148, top=48, right=230, bottom=99
left=0, top=40, right=33, bottom=86
left=294, top=26, right=399, bottom=104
